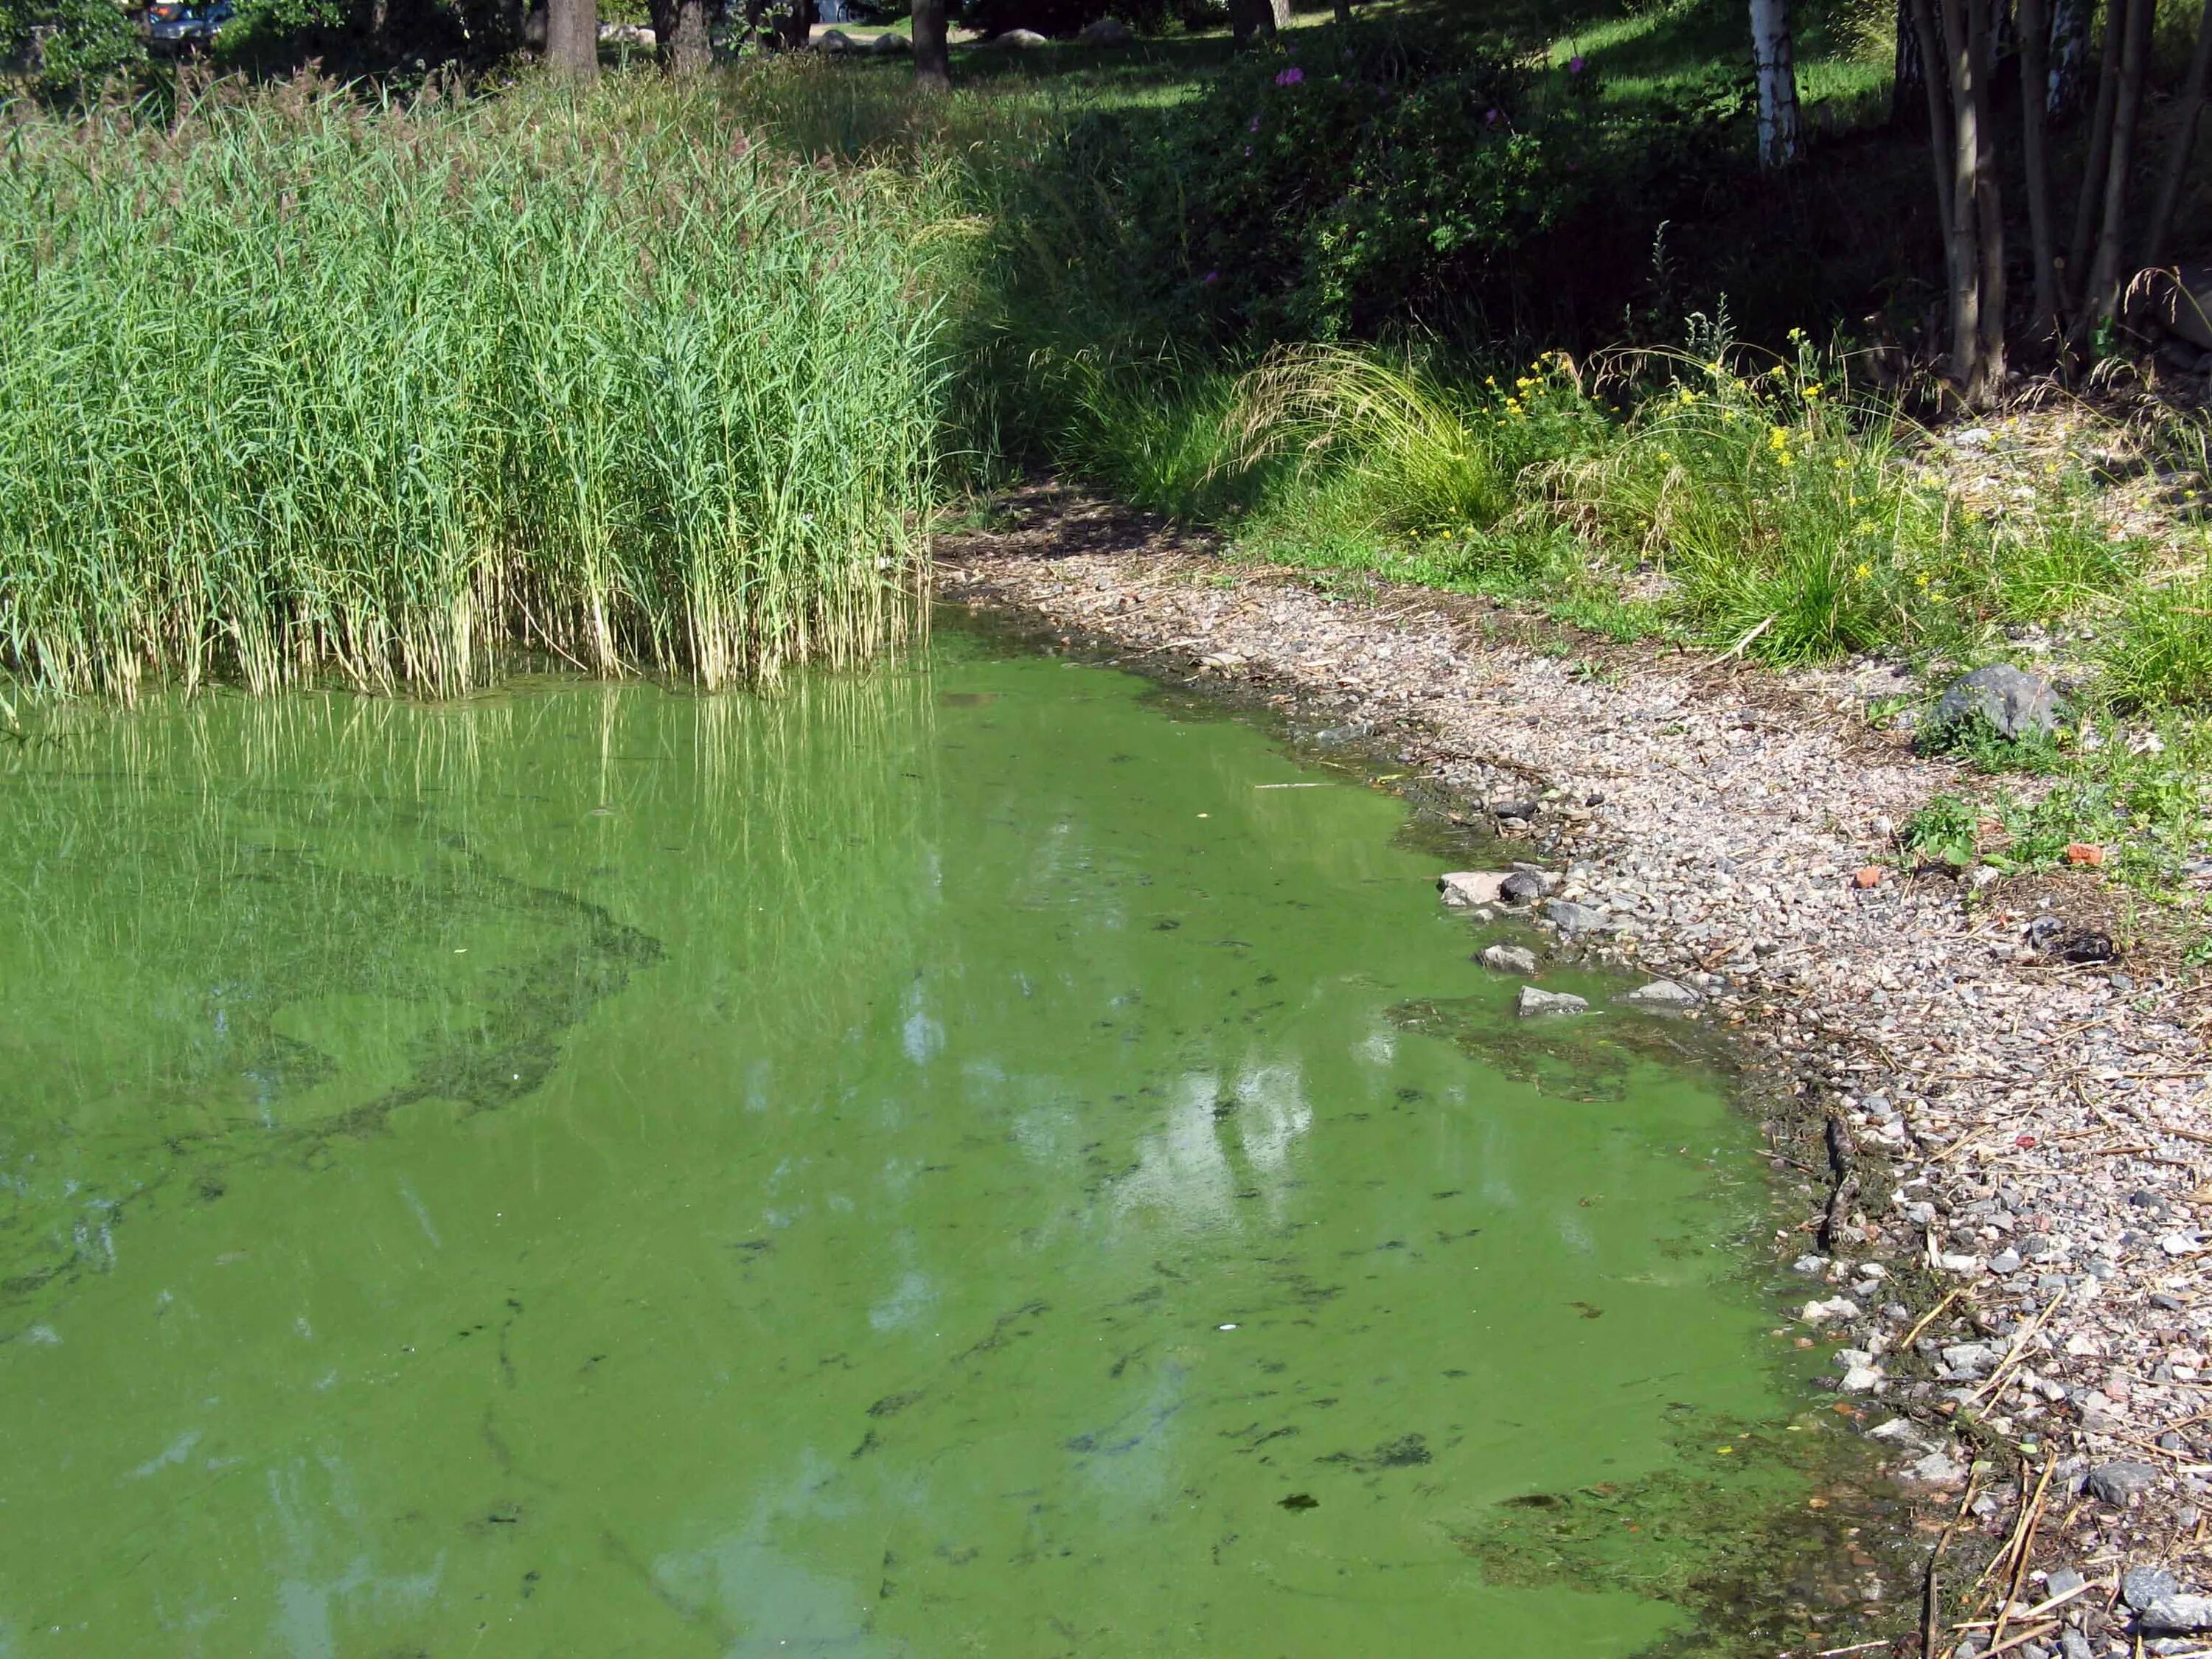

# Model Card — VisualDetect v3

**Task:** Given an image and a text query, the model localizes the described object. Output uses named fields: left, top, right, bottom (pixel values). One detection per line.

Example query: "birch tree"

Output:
left=1750, top=0, right=1802, bottom=166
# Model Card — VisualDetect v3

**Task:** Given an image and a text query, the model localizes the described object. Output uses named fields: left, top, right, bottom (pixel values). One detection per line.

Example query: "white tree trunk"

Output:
left=1750, top=0, right=1803, bottom=167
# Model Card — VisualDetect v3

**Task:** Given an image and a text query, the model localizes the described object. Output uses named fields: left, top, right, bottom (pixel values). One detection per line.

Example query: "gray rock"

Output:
left=1989, top=1249, right=2024, bottom=1276
left=1074, top=14, right=1132, bottom=42
left=813, top=26, right=856, bottom=48
left=2045, top=1567, right=2087, bottom=1600
left=1907, top=1449, right=1966, bottom=1484
left=2059, top=1633, right=2093, bottom=1659
left=1499, top=869, right=1552, bottom=904
left=1489, top=798, right=1540, bottom=821
left=1515, top=986, right=1587, bottom=1018
left=867, top=29, right=910, bottom=51
left=1540, top=899, right=1610, bottom=936
left=987, top=26, right=1048, bottom=44
left=1941, top=1341, right=2001, bottom=1379
left=2126, top=1567, right=2182, bottom=1610
left=1440, top=871, right=1510, bottom=907
left=1930, top=664, right=2063, bottom=742
left=2139, top=1595, right=2212, bottom=1635
left=1478, top=944, right=1539, bottom=975
left=1621, top=978, right=1699, bottom=1010
left=2086, top=1461, right=2160, bottom=1505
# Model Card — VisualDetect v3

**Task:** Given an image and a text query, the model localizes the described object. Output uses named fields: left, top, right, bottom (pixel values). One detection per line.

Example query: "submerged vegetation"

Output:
left=0, top=73, right=953, bottom=698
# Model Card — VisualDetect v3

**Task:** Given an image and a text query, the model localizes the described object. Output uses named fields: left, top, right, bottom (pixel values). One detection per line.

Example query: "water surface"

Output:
left=1, top=633, right=1834, bottom=1655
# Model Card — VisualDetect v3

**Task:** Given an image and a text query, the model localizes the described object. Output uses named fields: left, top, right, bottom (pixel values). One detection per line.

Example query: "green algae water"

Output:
left=0, top=633, right=1867, bottom=1656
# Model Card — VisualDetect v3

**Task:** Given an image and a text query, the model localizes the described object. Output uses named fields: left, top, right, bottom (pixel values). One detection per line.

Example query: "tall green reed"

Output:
left=0, top=71, right=958, bottom=699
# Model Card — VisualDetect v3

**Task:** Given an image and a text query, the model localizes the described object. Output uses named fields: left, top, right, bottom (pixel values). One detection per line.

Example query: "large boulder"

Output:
left=868, top=29, right=911, bottom=51
left=986, top=26, right=1050, bottom=44
left=1927, top=664, right=2062, bottom=744
left=813, top=27, right=857, bottom=49
left=1075, top=14, right=1132, bottom=41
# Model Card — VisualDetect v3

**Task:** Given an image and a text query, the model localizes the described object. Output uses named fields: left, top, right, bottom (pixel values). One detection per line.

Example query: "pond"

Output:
left=0, top=627, right=1877, bottom=1656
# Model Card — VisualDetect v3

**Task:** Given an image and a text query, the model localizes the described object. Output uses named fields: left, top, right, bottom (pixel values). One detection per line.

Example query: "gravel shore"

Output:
left=942, top=485, right=2212, bottom=1657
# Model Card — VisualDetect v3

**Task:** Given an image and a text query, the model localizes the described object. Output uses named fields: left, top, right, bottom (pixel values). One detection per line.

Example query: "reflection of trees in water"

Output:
left=0, top=671, right=941, bottom=1326
left=1107, top=1061, right=1313, bottom=1233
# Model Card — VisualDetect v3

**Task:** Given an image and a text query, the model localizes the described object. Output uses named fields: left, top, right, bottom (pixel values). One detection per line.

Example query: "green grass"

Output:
left=0, top=72, right=961, bottom=700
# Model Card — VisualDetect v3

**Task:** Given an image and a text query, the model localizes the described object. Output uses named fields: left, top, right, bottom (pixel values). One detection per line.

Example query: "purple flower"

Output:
left=1202, top=269, right=1220, bottom=285
left=1484, top=107, right=1500, bottom=125
left=1274, top=66, right=1304, bottom=86
left=1567, top=54, right=1586, bottom=74
left=1248, top=114, right=1261, bottom=132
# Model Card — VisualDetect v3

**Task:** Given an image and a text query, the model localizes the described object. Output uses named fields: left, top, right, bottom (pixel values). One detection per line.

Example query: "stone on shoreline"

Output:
left=1439, top=872, right=1509, bottom=907
left=1479, top=944, right=1539, bottom=974
left=1540, top=898, right=1609, bottom=936
left=1515, top=986, right=1587, bottom=1018
left=2138, top=1594, right=2212, bottom=1635
left=1500, top=869, right=1551, bottom=903
left=1621, top=978, right=1698, bottom=1010
left=2125, top=1567, right=2182, bottom=1610
left=2087, top=1461, right=2160, bottom=1505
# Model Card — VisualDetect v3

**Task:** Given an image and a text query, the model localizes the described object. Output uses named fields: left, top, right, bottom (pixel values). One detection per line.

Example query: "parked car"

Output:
left=147, top=0, right=232, bottom=53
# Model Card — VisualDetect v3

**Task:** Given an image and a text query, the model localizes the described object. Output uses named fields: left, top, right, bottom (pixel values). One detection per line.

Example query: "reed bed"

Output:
left=0, top=72, right=953, bottom=700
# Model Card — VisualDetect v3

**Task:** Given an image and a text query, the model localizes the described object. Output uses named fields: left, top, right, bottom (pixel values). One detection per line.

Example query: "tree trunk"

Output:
left=2018, top=0, right=2063, bottom=345
left=650, top=0, right=709, bottom=69
left=2084, top=0, right=2152, bottom=330
left=1228, top=0, right=1279, bottom=45
left=1969, top=0, right=2008, bottom=383
left=775, top=0, right=813, bottom=50
left=548, top=0, right=598, bottom=70
left=1894, top=0, right=1928, bottom=128
left=1910, top=0, right=1957, bottom=234
left=2046, top=0, right=2089, bottom=115
left=1333, top=0, right=1352, bottom=24
left=2146, top=0, right=2212, bottom=267
left=1937, top=0, right=1986, bottom=390
left=913, top=0, right=949, bottom=88
left=1750, top=0, right=1803, bottom=165
left=2067, top=0, right=2127, bottom=299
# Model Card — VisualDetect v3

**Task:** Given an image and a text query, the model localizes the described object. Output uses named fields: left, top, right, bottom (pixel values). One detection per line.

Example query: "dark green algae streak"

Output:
left=0, top=627, right=1892, bottom=1657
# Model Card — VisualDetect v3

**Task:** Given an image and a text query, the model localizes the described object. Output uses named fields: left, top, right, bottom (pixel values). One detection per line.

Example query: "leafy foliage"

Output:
left=0, top=0, right=142, bottom=99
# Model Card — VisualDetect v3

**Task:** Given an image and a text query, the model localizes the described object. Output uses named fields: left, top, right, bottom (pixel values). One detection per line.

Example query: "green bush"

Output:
left=1, top=0, right=142, bottom=98
left=1129, top=28, right=1555, bottom=339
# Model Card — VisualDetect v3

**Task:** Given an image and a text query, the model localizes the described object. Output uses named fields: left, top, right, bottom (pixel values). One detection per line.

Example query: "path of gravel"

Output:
left=941, top=485, right=2212, bottom=1658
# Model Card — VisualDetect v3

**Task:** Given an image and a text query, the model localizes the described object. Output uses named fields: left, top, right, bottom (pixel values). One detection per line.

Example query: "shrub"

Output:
left=1, top=0, right=142, bottom=98
left=1137, top=28, right=1556, bottom=339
